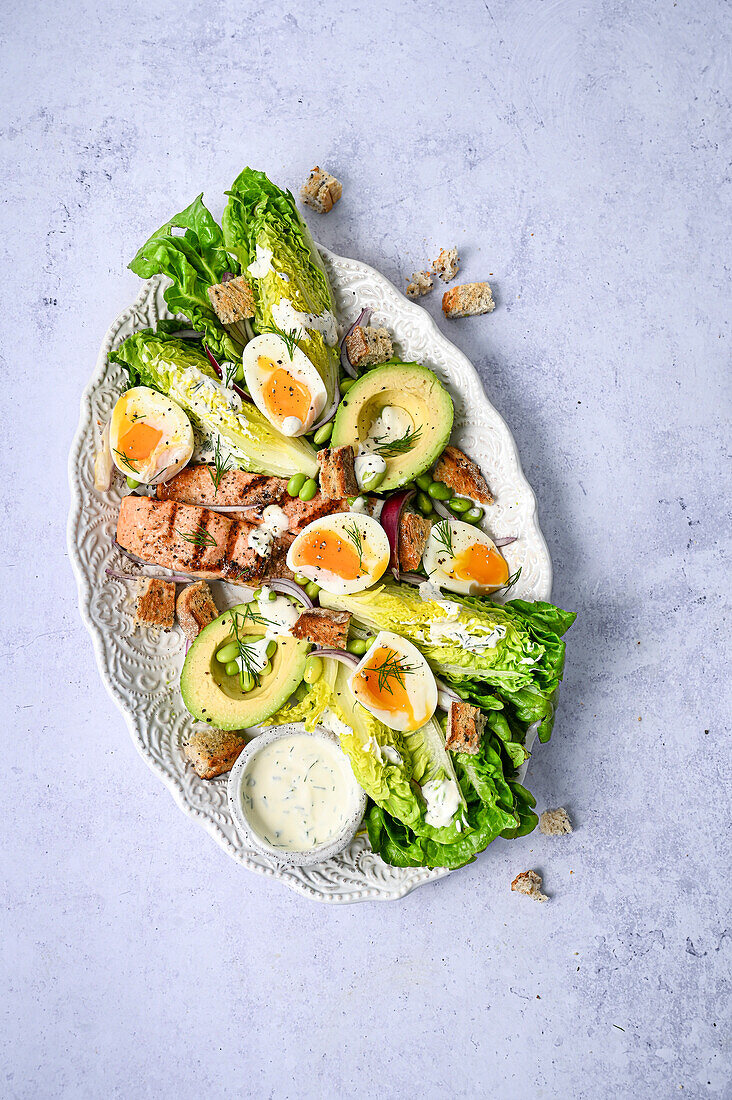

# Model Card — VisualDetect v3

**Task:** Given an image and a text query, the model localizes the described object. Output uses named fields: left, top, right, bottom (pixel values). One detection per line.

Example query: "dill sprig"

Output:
left=367, top=648, right=418, bottom=696
left=343, top=520, right=365, bottom=570
left=371, top=424, right=423, bottom=457
left=232, top=611, right=261, bottom=690
left=260, top=321, right=301, bottom=360
left=208, top=436, right=233, bottom=495
left=223, top=361, right=239, bottom=389
left=239, top=602, right=269, bottom=627
left=500, top=566, right=522, bottom=594
left=112, top=448, right=139, bottom=473
left=175, top=526, right=217, bottom=548
left=432, top=520, right=454, bottom=557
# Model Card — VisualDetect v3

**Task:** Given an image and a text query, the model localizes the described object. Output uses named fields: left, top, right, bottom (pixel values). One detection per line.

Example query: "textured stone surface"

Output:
left=1, top=1, right=729, bottom=1097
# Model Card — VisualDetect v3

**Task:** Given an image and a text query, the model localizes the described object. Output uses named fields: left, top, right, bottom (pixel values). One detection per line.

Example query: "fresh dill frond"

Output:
left=260, top=321, right=301, bottom=360
left=366, top=648, right=418, bottom=696
left=175, top=526, right=217, bottom=548
left=232, top=611, right=262, bottom=690
left=208, top=436, right=233, bottom=495
left=371, top=424, right=423, bottom=457
left=224, top=361, right=239, bottom=389
left=432, top=520, right=454, bottom=557
left=239, top=602, right=269, bottom=627
left=500, top=566, right=522, bottom=594
left=112, top=448, right=139, bottom=473
left=343, top=520, right=365, bottom=569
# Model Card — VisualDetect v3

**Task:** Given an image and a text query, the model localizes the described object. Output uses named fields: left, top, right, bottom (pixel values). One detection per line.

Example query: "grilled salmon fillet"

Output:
left=156, top=465, right=351, bottom=535
left=116, top=496, right=294, bottom=584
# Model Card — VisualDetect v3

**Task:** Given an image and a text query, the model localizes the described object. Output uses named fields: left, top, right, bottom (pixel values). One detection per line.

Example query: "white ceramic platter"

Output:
left=68, top=248, right=552, bottom=903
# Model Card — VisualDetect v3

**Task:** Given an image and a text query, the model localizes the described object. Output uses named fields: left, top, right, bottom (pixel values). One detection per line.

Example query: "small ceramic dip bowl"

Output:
left=227, top=723, right=367, bottom=867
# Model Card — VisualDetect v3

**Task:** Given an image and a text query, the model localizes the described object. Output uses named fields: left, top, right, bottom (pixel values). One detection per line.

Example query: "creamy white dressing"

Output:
left=241, top=734, right=359, bottom=851
left=427, top=617, right=506, bottom=652
left=271, top=299, right=338, bottom=347
left=248, top=505, right=290, bottom=557
left=349, top=495, right=370, bottom=515
left=381, top=744, right=403, bottom=765
left=365, top=406, right=412, bottom=448
left=354, top=451, right=387, bottom=490
left=255, top=588, right=300, bottom=637
left=418, top=580, right=444, bottom=603
left=281, top=415, right=304, bottom=436
left=320, top=709, right=355, bottom=741
left=247, top=243, right=274, bottom=279
left=234, top=636, right=270, bottom=676
left=249, top=528, right=273, bottom=557
left=421, top=776, right=461, bottom=828
left=362, top=735, right=403, bottom=764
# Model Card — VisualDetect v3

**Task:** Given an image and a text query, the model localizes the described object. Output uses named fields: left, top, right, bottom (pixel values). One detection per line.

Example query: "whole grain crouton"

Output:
left=317, top=445, right=358, bottom=499
left=398, top=512, right=431, bottom=571
left=539, top=807, right=573, bottom=836
left=184, top=727, right=245, bottom=779
left=432, top=246, right=460, bottom=283
left=445, top=700, right=486, bottom=754
left=442, top=282, right=495, bottom=318
left=511, top=869, right=548, bottom=902
left=433, top=445, right=494, bottom=505
left=291, top=608, right=352, bottom=648
left=176, top=581, right=219, bottom=641
left=406, top=271, right=433, bottom=298
left=136, top=577, right=176, bottom=630
left=207, top=275, right=255, bottom=324
left=344, top=325, right=394, bottom=369
left=300, top=166, right=342, bottom=213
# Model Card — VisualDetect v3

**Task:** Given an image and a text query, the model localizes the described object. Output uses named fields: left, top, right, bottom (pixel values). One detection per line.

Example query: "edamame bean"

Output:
left=312, top=422, right=333, bottom=446
left=260, top=661, right=272, bottom=678
left=224, top=660, right=239, bottom=677
left=294, top=573, right=310, bottom=586
left=340, top=377, right=356, bottom=394
left=415, top=474, right=432, bottom=491
left=448, top=497, right=471, bottom=514
left=126, top=476, right=141, bottom=490
left=304, top=655, right=323, bottom=684
left=416, top=492, right=434, bottom=515
left=360, top=467, right=386, bottom=492
left=287, top=473, right=307, bottom=497
left=298, top=478, right=318, bottom=501
left=305, top=581, right=321, bottom=599
left=216, top=642, right=240, bottom=664
left=428, top=480, right=452, bottom=501
left=266, top=639, right=278, bottom=659
left=347, top=638, right=368, bottom=656
left=239, top=670, right=256, bottom=693
left=263, top=588, right=277, bottom=601
left=465, top=506, right=484, bottom=524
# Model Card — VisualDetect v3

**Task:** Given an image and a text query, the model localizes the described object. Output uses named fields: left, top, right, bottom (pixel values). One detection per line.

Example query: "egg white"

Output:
left=109, top=386, right=194, bottom=484
left=348, top=630, right=437, bottom=732
left=285, top=513, right=390, bottom=595
left=242, top=332, right=327, bottom=436
left=422, top=519, right=508, bottom=595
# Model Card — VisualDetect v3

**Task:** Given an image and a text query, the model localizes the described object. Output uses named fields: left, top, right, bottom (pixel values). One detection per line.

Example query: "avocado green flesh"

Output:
left=331, top=361, right=454, bottom=490
left=180, top=609, right=310, bottom=730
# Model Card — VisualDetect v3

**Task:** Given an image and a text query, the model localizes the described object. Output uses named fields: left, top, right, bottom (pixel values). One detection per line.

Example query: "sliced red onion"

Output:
left=493, top=535, right=518, bottom=548
left=435, top=678, right=462, bottom=710
left=222, top=272, right=236, bottom=283
left=432, top=499, right=452, bottom=520
left=379, top=489, right=415, bottom=579
left=266, top=579, right=314, bottom=607
left=105, top=567, right=193, bottom=583
left=339, top=307, right=372, bottom=378
left=113, top=542, right=202, bottom=579
left=395, top=571, right=425, bottom=586
left=313, top=648, right=360, bottom=668
left=197, top=503, right=262, bottom=514
left=310, top=378, right=341, bottom=433
left=204, top=344, right=249, bottom=402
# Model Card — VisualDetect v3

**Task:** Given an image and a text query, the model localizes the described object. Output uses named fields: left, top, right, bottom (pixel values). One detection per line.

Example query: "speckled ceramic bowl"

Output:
left=227, top=724, right=368, bottom=868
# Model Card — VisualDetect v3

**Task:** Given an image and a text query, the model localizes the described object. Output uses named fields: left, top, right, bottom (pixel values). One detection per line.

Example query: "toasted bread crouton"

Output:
left=300, top=166, right=342, bottom=213
left=406, top=271, right=433, bottom=298
left=432, top=246, right=459, bottom=283
left=291, top=608, right=352, bottom=648
left=442, top=282, right=495, bottom=318
left=317, top=445, right=358, bottom=499
left=445, top=700, right=486, bottom=754
left=398, top=512, right=431, bottom=571
left=539, top=807, right=573, bottom=836
left=207, top=275, right=255, bottom=324
left=176, top=581, right=219, bottom=641
left=433, top=446, right=494, bottom=505
left=344, top=325, right=394, bottom=369
left=511, top=869, right=548, bottom=902
left=135, top=577, right=176, bottom=630
left=184, top=727, right=245, bottom=779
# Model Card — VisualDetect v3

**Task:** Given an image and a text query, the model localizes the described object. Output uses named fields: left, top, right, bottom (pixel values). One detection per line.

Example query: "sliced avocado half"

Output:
left=331, top=361, right=454, bottom=490
left=180, top=605, right=310, bottom=730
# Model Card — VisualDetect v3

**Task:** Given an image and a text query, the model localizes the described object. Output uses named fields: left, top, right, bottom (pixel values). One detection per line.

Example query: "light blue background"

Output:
left=1, top=1, right=729, bottom=1097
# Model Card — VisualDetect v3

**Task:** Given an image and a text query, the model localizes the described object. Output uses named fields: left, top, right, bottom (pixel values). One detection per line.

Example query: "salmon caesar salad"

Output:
left=94, top=167, right=575, bottom=872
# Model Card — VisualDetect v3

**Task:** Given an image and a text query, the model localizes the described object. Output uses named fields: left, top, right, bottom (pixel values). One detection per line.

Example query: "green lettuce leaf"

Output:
left=129, top=195, right=243, bottom=364
left=110, top=328, right=318, bottom=478
left=222, top=168, right=339, bottom=404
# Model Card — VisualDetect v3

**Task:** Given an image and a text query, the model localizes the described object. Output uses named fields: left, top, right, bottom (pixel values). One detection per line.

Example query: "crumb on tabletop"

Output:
left=406, top=271, right=433, bottom=298
left=539, top=807, right=573, bottom=836
left=511, top=869, right=549, bottom=902
left=442, top=281, right=495, bottom=318
left=300, top=166, right=342, bottom=213
left=432, top=246, right=460, bottom=282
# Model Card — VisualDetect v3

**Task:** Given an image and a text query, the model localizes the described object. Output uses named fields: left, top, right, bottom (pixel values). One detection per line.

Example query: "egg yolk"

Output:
left=353, top=646, right=418, bottom=729
left=450, top=543, right=509, bottom=589
left=260, top=357, right=311, bottom=423
left=294, top=530, right=363, bottom=580
left=119, top=421, right=162, bottom=461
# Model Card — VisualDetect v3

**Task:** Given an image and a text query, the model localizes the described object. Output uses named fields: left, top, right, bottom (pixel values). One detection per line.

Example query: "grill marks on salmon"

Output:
left=116, top=496, right=293, bottom=584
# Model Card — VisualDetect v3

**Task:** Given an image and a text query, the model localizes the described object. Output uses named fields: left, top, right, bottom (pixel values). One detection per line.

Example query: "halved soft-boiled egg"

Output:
left=286, top=513, right=390, bottom=595
left=349, top=630, right=437, bottom=732
left=422, top=519, right=510, bottom=595
left=242, top=333, right=327, bottom=436
left=109, top=386, right=194, bottom=484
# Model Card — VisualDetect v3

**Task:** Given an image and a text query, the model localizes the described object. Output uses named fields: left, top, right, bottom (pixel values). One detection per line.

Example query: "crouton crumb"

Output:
left=406, top=271, right=433, bottom=298
left=344, top=325, right=393, bottom=368
left=511, top=869, right=548, bottom=902
left=539, top=807, right=573, bottom=836
left=432, top=246, right=460, bottom=282
left=300, top=166, right=342, bottom=213
left=135, top=577, right=176, bottom=630
left=207, top=275, right=255, bottom=324
left=442, top=282, right=495, bottom=318
left=317, top=445, right=358, bottom=499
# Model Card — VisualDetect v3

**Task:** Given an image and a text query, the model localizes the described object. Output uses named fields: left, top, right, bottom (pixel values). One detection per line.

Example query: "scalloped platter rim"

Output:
left=67, top=247, right=552, bottom=904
